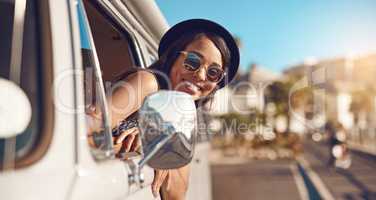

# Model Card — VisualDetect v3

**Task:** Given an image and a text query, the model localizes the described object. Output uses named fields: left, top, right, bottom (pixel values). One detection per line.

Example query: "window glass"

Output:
left=147, top=48, right=158, bottom=65
left=83, top=0, right=139, bottom=83
left=78, top=0, right=141, bottom=158
left=77, top=0, right=109, bottom=153
left=0, top=0, right=44, bottom=167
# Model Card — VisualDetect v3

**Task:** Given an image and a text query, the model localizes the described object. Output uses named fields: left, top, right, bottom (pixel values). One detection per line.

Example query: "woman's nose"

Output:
left=194, top=67, right=206, bottom=81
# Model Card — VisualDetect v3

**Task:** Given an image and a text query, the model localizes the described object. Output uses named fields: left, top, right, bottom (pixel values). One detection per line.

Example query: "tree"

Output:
left=350, top=90, right=374, bottom=124
left=265, top=78, right=314, bottom=133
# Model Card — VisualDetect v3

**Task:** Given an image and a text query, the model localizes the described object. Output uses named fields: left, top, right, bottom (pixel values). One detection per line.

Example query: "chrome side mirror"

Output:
left=138, top=90, right=197, bottom=169
left=0, top=78, right=32, bottom=138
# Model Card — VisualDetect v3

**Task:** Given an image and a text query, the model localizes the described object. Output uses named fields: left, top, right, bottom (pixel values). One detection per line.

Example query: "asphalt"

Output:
left=210, top=159, right=302, bottom=200
left=209, top=139, right=376, bottom=200
left=302, top=140, right=376, bottom=200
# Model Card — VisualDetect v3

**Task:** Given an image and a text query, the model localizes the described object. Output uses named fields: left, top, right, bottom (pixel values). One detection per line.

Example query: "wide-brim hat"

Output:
left=158, top=19, right=240, bottom=89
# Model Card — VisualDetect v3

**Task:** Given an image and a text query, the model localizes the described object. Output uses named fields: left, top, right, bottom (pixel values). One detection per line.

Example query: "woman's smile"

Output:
left=178, top=79, right=203, bottom=95
left=169, top=35, right=223, bottom=100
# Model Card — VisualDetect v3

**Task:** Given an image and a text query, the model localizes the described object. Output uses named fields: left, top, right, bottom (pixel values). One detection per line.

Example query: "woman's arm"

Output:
left=152, top=165, right=191, bottom=200
left=87, top=70, right=191, bottom=199
left=86, top=70, right=158, bottom=152
left=106, top=70, right=159, bottom=128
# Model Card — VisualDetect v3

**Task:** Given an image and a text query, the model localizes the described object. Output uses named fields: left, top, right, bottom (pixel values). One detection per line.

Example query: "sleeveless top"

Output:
left=111, top=68, right=168, bottom=137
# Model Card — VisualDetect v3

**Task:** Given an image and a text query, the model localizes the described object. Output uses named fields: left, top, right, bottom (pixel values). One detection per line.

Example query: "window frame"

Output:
left=78, top=0, right=148, bottom=160
left=89, top=0, right=146, bottom=68
left=0, top=0, right=54, bottom=170
left=77, top=0, right=115, bottom=156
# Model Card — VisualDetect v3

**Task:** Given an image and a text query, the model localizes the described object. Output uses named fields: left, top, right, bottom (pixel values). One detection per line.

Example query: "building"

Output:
left=211, top=64, right=280, bottom=115
left=284, top=53, right=376, bottom=150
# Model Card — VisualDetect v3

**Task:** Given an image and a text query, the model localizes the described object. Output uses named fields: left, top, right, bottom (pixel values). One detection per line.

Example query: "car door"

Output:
left=69, top=1, right=157, bottom=199
left=186, top=110, right=213, bottom=200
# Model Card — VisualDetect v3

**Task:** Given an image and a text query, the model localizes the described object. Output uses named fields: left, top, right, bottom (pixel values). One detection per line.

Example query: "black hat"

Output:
left=158, top=19, right=240, bottom=89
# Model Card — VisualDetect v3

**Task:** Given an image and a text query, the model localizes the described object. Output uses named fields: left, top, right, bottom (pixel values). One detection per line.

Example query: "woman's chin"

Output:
left=176, top=87, right=200, bottom=100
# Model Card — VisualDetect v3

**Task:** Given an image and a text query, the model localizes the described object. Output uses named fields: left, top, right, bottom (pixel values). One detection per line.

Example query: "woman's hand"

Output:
left=152, top=165, right=190, bottom=200
left=86, top=105, right=104, bottom=148
left=113, top=127, right=141, bottom=155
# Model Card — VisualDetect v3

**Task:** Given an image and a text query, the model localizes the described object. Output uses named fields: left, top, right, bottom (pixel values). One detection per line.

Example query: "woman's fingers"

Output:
left=116, top=127, right=137, bottom=144
left=113, top=127, right=141, bottom=154
left=130, top=131, right=141, bottom=152
left=113, top=142, right=122, bottom=154
left=124, top=133, right=135, bottom=152
left=152, top=169, right=169, bottom=198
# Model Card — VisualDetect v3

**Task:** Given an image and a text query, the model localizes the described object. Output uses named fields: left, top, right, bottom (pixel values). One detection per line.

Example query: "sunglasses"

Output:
left=180, top=51, right=226, bottom=83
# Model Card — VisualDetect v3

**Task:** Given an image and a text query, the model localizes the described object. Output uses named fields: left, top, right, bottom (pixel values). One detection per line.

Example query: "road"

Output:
left=210, top=139, right=376, bottom=200
left=211, top=158, right=303, bottom=200
left=302, top=140, right=376, bottom=200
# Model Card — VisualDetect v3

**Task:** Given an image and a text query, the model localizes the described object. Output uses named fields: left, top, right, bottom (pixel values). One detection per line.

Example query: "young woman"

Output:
left=88, top=19, right=239, bottom=200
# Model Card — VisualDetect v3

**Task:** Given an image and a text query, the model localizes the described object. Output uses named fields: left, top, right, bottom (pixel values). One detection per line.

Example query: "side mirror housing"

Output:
left=138, top=90, right=197, bottom=169
left=0, top=78, right=32, bottom=138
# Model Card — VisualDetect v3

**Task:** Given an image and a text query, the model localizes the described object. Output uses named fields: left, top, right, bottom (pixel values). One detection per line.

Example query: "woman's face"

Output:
left=169, top=35, right=223, bottom=100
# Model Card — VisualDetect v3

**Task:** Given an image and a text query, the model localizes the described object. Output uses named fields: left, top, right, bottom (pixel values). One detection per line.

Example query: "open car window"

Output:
left=0, top=0, right=53, bottom=170
left=77, top=0, right=142, bottom=160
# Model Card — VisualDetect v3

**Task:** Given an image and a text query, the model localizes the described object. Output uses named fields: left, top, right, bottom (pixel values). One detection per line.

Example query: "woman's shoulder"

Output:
left=127, top=68, right=156, bottom=79
left=116, top=67, right=160, bottom=92
left=135, top=70, right=160, bottom=90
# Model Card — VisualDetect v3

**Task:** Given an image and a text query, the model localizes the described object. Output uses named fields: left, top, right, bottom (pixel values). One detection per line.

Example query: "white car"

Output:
left=0, top=0, right=212, bottom=199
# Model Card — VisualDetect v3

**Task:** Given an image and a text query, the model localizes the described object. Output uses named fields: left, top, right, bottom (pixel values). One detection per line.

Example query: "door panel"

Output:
left=187, top=142, right=212, bottom=200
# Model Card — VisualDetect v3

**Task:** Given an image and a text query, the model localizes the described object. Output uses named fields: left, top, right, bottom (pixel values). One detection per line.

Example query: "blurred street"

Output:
left=207, top=50, right=376, bottom=200
left=211, top=159, right=302, bottom=200
left=303, top=140, right=376, bottom=200
left=210, top=138, right=376, bottom=200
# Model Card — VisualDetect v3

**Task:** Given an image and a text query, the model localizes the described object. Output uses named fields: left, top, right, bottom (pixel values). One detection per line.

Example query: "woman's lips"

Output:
left=178, top=80, right=201, bottom=95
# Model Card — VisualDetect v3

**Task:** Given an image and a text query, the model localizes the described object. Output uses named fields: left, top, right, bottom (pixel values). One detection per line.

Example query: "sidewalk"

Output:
left=210, top=153, right=303, bottom=200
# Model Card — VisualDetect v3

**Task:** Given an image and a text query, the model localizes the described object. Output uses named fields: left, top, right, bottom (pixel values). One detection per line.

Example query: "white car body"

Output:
left=0, top=0, right=211, bottom=199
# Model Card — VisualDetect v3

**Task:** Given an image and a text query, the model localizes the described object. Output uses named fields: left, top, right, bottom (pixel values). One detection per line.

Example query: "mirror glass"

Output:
left=138, top=91, right=197, bottom=169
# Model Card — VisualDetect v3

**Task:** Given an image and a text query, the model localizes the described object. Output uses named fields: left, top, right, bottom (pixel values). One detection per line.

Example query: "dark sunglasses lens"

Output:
left=207, top=67, right=223, bottom=82
left=184, top=53, right=201, bottom=71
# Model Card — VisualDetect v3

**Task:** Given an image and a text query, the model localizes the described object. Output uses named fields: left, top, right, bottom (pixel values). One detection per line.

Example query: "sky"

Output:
left=155, top=0, right=376, bottom=73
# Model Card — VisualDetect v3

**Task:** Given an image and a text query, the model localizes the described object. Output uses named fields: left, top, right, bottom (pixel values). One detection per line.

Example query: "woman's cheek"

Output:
left=201, top=84, right=216, bottom=97
left=169, top=67, right=180, bottom=88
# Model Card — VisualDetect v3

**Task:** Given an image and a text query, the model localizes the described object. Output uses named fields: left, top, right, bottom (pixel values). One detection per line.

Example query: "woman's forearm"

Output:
left=160, top=165, right=190, bottom=200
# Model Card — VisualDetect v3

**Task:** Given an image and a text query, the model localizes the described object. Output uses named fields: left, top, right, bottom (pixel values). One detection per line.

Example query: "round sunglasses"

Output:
left=180, top=51, right=226, bottom=83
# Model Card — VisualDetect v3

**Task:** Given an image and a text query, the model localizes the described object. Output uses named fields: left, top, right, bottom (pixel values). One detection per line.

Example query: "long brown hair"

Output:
left=149, top=31, right=231, bottom=108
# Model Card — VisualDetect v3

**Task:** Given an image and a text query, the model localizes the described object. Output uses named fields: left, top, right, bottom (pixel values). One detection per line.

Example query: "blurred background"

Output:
left=157, top=1, right=376, bottom=199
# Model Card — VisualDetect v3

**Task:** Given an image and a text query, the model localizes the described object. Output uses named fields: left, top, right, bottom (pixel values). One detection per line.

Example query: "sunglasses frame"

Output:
left=179, top=51, right=226, bottom=83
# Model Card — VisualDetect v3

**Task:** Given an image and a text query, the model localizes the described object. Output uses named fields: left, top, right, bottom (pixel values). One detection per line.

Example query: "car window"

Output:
left=78, top=0, right=142, bottom=159
left=83, top=0, right=140, bottom=83
left=0, top=0, right=52, bottom=170
left=147, top=48, right=158, bottom=65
